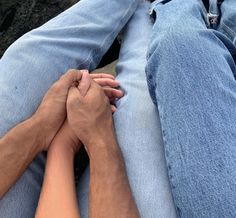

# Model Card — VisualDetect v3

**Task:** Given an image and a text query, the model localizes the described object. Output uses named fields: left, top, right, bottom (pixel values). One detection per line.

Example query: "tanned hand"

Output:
left=67, top=71, right=140, bottom=218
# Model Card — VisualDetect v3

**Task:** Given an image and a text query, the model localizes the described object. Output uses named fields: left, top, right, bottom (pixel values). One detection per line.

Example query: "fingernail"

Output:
left=80, top=69, right=89, bottom=74
left=79, top=70, right=91, bottom=97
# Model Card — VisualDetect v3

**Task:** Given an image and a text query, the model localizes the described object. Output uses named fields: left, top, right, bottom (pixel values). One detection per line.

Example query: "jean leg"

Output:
left=0, top=0, right=138, bottom=135
left=217, top=0, right=236, bottom=50
left=0, top=1, right=138, bottom=217
left=146, top=0, right=236, bottom=217
left=77, top=2, right=177, bottom=218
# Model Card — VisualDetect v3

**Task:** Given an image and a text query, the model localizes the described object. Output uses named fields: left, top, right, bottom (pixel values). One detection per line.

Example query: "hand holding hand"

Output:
left=34, top=68, right=122, bottom=151
left=89, top=72, right=124, bottom=112
left=34, top=70, right=83, bottom=151
left=52, top=71, right=123, bottom=155
left=67, top=71, right=117, bottom=156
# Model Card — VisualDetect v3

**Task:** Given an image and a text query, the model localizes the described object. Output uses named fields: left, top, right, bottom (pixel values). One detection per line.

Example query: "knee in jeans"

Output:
left=147, top=27, right=209, bottom=79
left=3, top=33, right=33, bottom=58
left=157, top=28, right=203, bottom=55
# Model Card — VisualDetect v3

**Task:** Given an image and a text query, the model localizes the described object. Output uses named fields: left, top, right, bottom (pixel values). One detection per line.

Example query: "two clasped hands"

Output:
left=32, top=69, right=140, bottom=217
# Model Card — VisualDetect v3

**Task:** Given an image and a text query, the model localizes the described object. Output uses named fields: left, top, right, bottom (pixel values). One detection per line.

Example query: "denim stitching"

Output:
left=221, top=21, right=236, bottom=47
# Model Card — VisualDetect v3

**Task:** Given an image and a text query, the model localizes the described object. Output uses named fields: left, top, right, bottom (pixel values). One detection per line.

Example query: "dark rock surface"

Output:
left=0, top=0, right=78, bottom=57
left=0, top=0, right=119, bottom=64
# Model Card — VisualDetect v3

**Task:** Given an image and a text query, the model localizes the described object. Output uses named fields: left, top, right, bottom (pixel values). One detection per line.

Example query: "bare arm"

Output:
left=0, top=70, right=121, bottom=199
left=88, top=132, right=140, bottom=218
left=67, top=72, right=140, bottom=218
left=0, top=70, right=84, bottom=199
left=35, top=121, right=81, bottom=218
left=0, top=116, right=44, bottom=198
left=35, top=71, right=123, bottom=218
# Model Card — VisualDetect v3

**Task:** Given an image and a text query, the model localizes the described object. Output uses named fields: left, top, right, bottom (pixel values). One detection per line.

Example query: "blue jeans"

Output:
left=146, top=0, right=236, bottom=217
left=0, top=1, right=176, bottom=218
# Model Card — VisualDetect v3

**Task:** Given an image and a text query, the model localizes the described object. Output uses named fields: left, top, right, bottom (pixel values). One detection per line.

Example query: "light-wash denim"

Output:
left=146, top=0, right=236, bottom=217
left=0, top=1, right=176, bottom=218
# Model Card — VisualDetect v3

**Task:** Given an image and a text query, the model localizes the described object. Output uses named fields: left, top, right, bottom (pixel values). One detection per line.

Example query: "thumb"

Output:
left=78, top=70, right=91, bottom=97
left=57, top=69, right=83, bottom=90
left=67, top=86, right=83, bottom=110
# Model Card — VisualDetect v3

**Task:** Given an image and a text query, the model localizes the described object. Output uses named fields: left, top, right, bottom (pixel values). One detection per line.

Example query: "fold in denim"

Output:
left=0, top=0, right=139, bottom=217
left=77, top=2, right=177, bottom=217
left=0, top=1, right=177, bottom=218
left=146, top=0, right=236, bottom=217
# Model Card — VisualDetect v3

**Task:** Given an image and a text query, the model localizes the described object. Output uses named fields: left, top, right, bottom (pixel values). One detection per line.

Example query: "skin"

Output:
left=35, top=121, right=82, bottom=218
left=0, top=69, right=123, bottom=199
left=36, top=71, right=140, bottom=217
left=35, top=71, right=91, bottom=218
left=67, top=72, right=140, bottom=218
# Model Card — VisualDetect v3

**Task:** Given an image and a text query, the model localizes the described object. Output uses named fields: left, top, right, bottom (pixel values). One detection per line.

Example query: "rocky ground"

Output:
left=0, top=0, right=119, bottom=65
left=0, top=0, right=78, bottom=57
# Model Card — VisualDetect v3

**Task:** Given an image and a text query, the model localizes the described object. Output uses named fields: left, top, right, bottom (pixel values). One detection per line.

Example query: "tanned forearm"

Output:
left=66, top=72, right=138, bottom=217
left=88, top=134, right=140, bottom=218
left=0, top=116, right=44, bottom=198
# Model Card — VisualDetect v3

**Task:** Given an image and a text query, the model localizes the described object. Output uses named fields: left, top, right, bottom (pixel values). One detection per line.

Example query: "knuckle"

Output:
left=62, top=69, right=78, bottom=80
left=67, top=69, right=77, bottom=75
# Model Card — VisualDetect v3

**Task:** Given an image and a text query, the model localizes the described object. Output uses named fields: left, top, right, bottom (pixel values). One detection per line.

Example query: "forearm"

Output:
left=0, top=116, right=43, bottom=198
left=36, top=134, right=81, bottom=218
left=88, top=136, right=140, bottom=218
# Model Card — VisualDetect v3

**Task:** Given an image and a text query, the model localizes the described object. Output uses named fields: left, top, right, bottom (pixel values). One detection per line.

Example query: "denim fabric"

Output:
left=0, top=1, right=177, bottom=218
left=0, top=0, right=139, bottom=217
left=76, top=3, right=177, bottom=218
left=146, top=0, right=236, bottom=217
left=0, top=0, right=138, bottom=136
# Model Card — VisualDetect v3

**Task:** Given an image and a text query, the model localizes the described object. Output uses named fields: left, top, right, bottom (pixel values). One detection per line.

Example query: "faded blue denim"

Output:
left=0, top=1, right=176, bottom=218
left=146, top=0, right=236, bottom=217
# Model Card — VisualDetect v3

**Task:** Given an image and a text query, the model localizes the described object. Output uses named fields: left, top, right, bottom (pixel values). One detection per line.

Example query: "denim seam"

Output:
left=221, top=21, right=236, bottom=37
left=220, top=21, right=236, bottom=48
left=155, top=94, right=179, bottom=215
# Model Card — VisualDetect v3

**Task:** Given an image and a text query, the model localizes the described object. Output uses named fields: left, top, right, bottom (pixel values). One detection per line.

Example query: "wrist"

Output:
left=48, top=141, right=76, bottom=160
left=86, top=132, right=116, bottom=152
left=87, top=135, right=122, bottom=164
left=29, top=114, right=49, bottom=152
left=84, top=121, right=117, bottom=152
left=89, top=141, right=125, bottom=179
left=51, top=135, right=82, bottom=156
